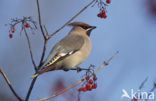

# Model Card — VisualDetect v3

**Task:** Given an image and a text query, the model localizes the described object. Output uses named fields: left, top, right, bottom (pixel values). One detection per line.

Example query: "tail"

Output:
left=31, top=64, right=57, bottom=78
left=32, top=73, right=39, bottom=78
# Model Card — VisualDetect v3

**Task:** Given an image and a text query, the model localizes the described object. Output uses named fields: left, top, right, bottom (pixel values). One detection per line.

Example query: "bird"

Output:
left=32, top=22, right=96, bottom=78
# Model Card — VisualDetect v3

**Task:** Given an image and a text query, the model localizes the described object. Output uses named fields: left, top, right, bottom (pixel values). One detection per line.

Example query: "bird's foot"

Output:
left=70, top=67, right=90, bottom=72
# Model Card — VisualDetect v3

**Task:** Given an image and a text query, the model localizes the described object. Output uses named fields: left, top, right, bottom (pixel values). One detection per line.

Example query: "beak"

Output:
left=91, top=26, right=96, bottom=29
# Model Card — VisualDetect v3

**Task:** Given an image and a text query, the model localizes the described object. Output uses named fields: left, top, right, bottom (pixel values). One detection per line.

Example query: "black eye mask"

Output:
left=80, top=25, right=92, bottom=30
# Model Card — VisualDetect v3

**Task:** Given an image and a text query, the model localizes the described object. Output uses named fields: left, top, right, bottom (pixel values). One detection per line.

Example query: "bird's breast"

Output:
left=61, top=38, right=91, bottom=69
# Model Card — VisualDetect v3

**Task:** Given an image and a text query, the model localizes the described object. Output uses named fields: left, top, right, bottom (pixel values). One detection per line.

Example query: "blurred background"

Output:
left=0, top=0, right=156, bottom=101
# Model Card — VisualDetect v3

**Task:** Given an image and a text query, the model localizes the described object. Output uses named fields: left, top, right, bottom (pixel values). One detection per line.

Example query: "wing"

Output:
left=40, top=34, right=85, bottom=70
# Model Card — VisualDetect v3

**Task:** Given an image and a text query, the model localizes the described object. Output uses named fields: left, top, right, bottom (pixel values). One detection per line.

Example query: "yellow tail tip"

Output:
left=32, top=73, right=39, bottom=78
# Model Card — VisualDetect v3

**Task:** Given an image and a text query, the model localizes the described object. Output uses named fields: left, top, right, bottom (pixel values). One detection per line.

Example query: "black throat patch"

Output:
left=86, top=30, right=92, bottom=37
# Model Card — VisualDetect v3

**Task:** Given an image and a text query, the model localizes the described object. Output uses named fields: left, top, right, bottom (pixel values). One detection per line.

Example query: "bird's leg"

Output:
left=70, top=67, right=90, bottom=72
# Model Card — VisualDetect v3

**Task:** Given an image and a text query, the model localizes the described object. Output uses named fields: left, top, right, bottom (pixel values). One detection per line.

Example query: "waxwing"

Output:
left=32, top=22, right=96, bottom=78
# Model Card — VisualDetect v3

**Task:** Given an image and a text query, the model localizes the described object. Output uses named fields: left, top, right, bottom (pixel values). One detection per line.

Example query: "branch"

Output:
left=25, top=0, right=48, bottom=100
left=37, top=51, right=119, bottom=101
left=23, top=27, right=37, bottom=71
left=38, top=40, right=47, bottom=68
left=24, top=27, right=39, bottom=101
left=25, top=77, right=38, bottom=101
left=36, top=0, right=48, bottom=66
left=139, top=77, right=148, bottom=90
left=47, top=0, right=96, bottom=39
left=36, top=0, right=46, bottom=39
left=0, top=67, right=23, bottom=101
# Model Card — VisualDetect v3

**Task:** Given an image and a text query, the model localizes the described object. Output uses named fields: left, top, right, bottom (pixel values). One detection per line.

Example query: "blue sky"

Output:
left=0, top=0, right=156, bottom=101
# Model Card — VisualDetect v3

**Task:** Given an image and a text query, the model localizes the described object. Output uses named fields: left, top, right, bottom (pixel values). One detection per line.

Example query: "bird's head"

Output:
left=69, top=22, right=96, bottom=36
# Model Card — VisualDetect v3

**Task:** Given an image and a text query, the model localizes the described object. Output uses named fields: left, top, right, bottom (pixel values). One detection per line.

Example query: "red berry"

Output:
left=87, top=87, right=92, bottom=91
left=11, top=28, right=15, bottom=33
left=97, top=13, right=101, bottom=17
left=82, top=87, right=87, bottom=92
left=102, top=14, right=107, bottom=19
left=89, top=79, right=93, bottom=84
left=25, top=24, right=30, bottom=28
left=78, top=87, right=83, bottom=92
left=101, top=10, right=106, bottom=14
left=85, top=76, right=90, bottom=80
left=9, top=34, right=13, bottom=38
left=86, top=83, right=90, bottom=88
left=86, top=83, right=91, bottom=90
left=106, top=0, right=111, bottom=4
left=93, top=76, right=97, bottom=81
left=92, top=83, right=97, bottom=89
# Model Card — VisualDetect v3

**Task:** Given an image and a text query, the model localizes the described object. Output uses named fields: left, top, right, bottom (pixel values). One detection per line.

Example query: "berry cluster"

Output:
left=78, top=75, right=98, bottom=92
left=8, top=17, right=36, bottom=39
left=97, top=10, right=107, bottom=19
left=9, top=24, right=30, bottom=39
left=96, top=0, right=111, bottom=19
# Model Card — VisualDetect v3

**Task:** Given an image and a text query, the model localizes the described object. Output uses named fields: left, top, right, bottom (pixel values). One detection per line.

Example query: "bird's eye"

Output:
left=80, top=26, right=89, bottom=30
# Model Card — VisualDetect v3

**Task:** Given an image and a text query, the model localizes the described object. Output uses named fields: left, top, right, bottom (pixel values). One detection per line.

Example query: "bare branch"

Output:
left=23, top=28, right=37, bottom=71
left=38, top=40, right=48, bottom=68
left=43, top=25, right=49, bottom=36
left=47, top=0, right=96, bottom=39
left=37, top=51, right=119, bottom=101
left=25, top=0, right=48, bottom=100
left=0, top=67, right=23, bottom=101
left=36, top=0, right=46, bottom=40
left=25, top=77, right=38, bottom=101
left=36, top=0, right=48, bottom=67
left=139, top=77, right=148, bottom=90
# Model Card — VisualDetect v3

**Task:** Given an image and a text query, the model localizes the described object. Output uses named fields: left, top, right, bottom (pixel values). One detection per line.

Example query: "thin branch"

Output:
left=23, top=27, right=37, bottom=71
left=25, top=77, right=38, bottom=101
left=25, top=0, right=48, bottom=100
left=38, top=40, right=47, bottom=68
left=0, top=67, right=23, bottom=101
left=47, top=0, right=96, bottom=39
left=38, top=51, right=119, bottom=101
left=36, top=0, right=46, bottom=40
left=139, top=77, right=148, bottom=90
left=43, top=25, right=49, bottom=36
left=36, top=0, right=48, bottom=67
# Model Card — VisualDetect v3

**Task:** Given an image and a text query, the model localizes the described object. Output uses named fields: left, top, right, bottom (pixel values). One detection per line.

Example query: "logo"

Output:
left=121, top=89, right=155, bottom=100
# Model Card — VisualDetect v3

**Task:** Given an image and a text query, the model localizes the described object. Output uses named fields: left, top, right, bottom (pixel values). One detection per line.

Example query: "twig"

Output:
left=131, top=77, right=149, bottom=101
left=37, top=0, right=48, bottom=66
left=25, top=77, right=38, bottom=101
left=36, top=0, right=48, bottom=67
left=36, top=0, right=46, bottom=40
left=38, top=40, right=48, bottom=68
left=139, top=77, right=148, bottom=90
left=23, top=27, right=37, bottom=71
left=25, top=0, right=48, bottom=100
left=37, top=51, right=119, bottom=101
left=47, top=0, right=96, bottom=39
left=43, top=25, right=49, bottom=36
left=0, top=67, right=23, bottom=101
left=77, top=92, right=81, bottom=101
